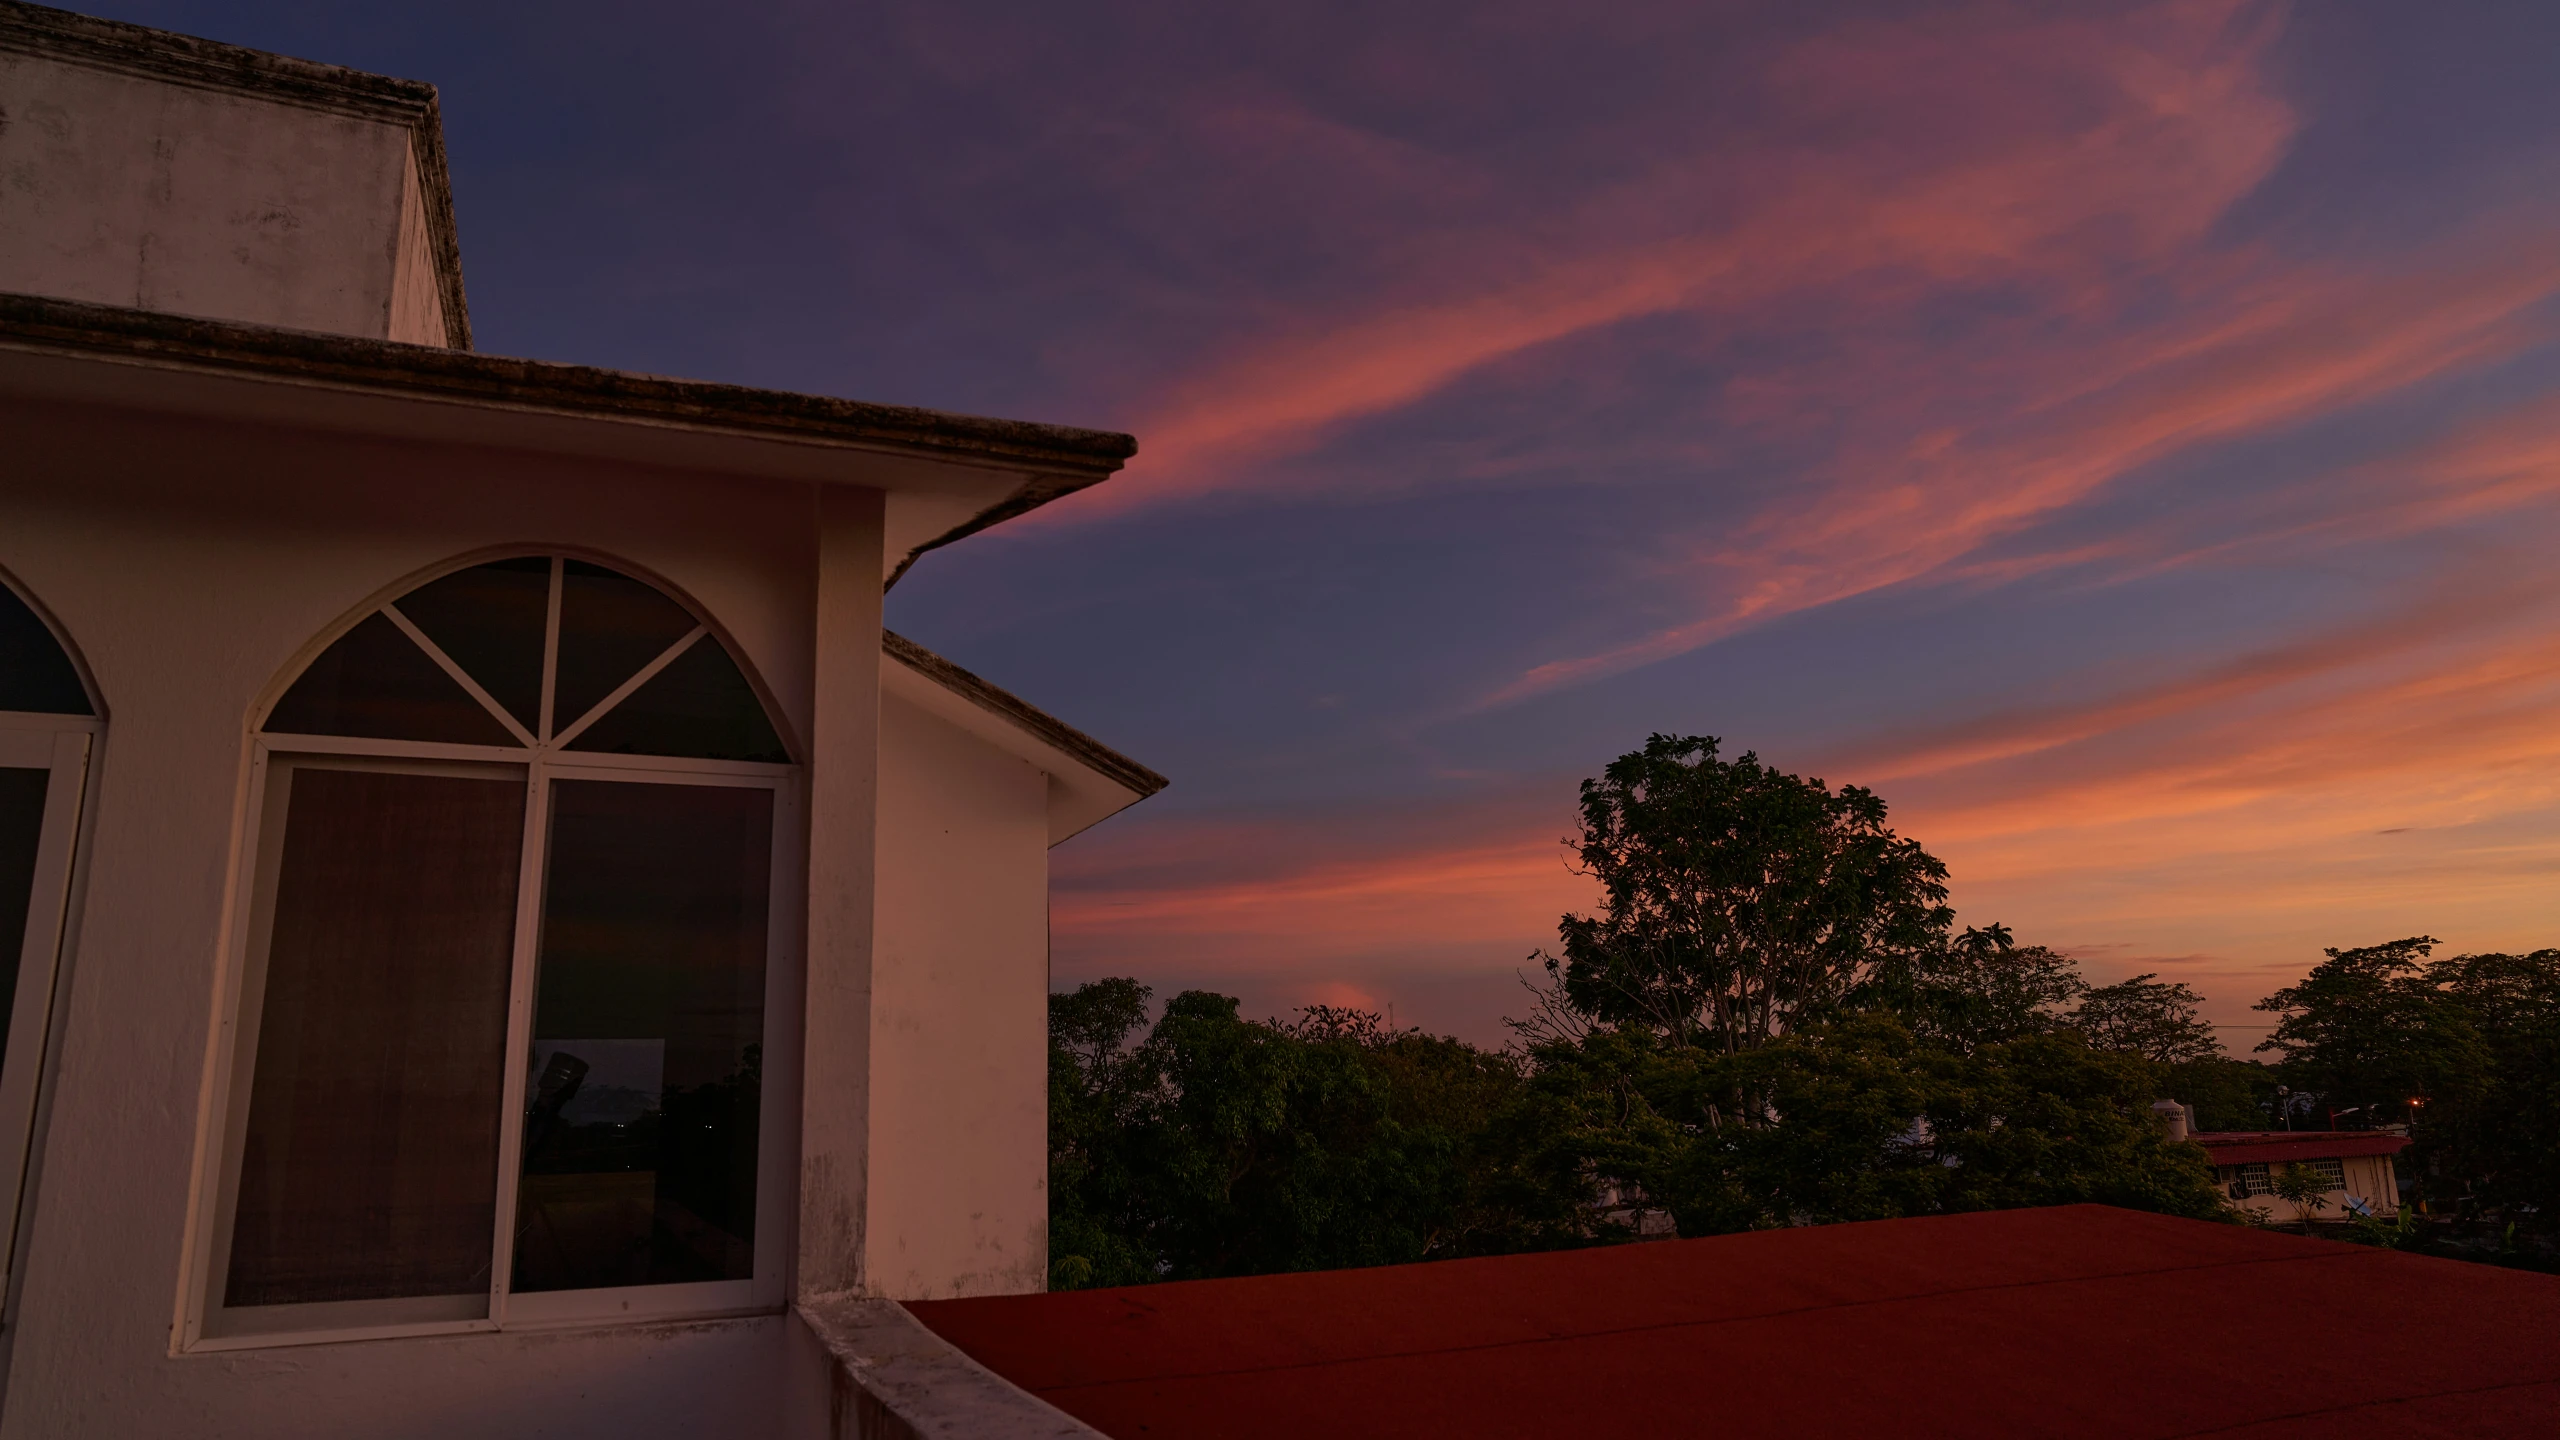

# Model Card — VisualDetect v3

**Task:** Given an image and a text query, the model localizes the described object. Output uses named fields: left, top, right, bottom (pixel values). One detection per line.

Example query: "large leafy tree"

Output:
left=2431, top=949, right=2560, bottom=1214
left=2267, top=946, right=2560, bottom=1215
left=1550, top=734, right=1954, bottom=1053
left=2254, top=937, right=2487, bottom=1126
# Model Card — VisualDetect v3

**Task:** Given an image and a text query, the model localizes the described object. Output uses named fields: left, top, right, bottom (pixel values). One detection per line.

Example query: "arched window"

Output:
left=199, top=556, right=798, bottom=1343
left=0, top=575, right=97, bottom=1293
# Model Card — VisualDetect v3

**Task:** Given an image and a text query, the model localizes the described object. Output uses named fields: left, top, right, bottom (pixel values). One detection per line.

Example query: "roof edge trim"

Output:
left=406, top=92, right=470, bottom=348
left=0, top=292, right=1141, bottom=476
left=882, top=630, right=1167, bottom=799
left=0, top=1, right=435, bottom=123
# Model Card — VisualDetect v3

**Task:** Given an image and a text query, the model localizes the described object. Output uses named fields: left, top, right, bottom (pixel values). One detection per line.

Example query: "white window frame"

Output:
left=0, top=715, right=96, bottom=1297
left=181, top=558, right=804, bottom=1352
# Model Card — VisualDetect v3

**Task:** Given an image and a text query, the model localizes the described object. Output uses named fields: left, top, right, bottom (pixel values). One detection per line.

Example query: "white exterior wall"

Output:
left=0, top=51, right=430, bottom=341
left=0, top=394, right=833, bottom=1438
left=867, top=691, right=1052, bottom=1299
left=2221, top=1153, right=2401, bottom=1223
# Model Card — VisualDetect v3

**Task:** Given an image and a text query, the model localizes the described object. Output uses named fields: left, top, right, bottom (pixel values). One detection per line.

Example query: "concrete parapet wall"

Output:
left=793, top=1298, right=1103, bottom=1440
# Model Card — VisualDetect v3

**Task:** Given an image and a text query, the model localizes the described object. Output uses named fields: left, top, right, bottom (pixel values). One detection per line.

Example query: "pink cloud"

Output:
left=1021, top=0, right=2560, bottom=1035
left=1038, top=0, right=2299, bottom=519
left=1479, top=240, right=2560, bottom=707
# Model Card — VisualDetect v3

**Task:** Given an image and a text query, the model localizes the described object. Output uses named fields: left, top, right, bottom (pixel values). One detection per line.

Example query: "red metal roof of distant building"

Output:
left=2193, top=1130, right=2414, bottom=1165
left=908, top=1204, right=2560, bottom=1439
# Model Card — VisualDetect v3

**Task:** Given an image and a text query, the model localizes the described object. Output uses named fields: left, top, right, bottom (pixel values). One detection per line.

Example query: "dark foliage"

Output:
left=2073, top=973, right=2223, bottom=1064
left=1868, top=923, right=2088, bottom=1053
left=1548, top=734, right=1954, bottom=1051
left=1523, top=1014, right=2228, bottom=1234
left=2255, top=937, right=2487, bottom=1125
left=2260, top=940, right=2560, bottom=1219
left=2430, top=949, right=2560, bottom=1217
left=1046, top=984, right=1590, bottom=1288
left=1052, top=738, right=2557, bottom=1288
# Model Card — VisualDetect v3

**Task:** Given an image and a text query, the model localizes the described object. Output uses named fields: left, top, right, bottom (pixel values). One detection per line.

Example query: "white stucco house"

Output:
left=0, top=4, right=1159, bottom=1434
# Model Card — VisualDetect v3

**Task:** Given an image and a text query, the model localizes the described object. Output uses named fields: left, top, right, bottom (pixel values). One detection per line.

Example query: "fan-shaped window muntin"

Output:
left=262, top=555, right=791, bottom=765
left=0, top=571, right=98, bottom=1299
left=198, top=556, right=799, bottom=1345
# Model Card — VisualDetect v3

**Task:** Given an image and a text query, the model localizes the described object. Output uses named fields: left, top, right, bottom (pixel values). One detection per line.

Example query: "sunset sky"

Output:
left=144, top=0, right=2560, bottom=1047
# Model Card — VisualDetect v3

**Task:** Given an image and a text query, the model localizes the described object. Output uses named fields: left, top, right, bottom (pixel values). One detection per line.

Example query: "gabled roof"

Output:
left=909, top=1205, right=2560, bottom=1440
left=0, top=0, right=472, bottom=348
left=883, top=631, right=1165, bottom=845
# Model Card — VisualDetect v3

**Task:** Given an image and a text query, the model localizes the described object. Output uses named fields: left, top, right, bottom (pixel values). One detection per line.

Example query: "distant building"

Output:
left=2194, top=1130, right=2409, bottom=1222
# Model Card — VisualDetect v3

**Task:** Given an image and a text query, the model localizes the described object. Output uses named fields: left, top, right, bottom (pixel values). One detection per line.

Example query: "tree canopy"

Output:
left=2074, top=973, right=2222, bottom=1064
left=2255, top=937, right=2488, bottom=1124
left=2256, top=940, right=2560, bottom=1218
left=1549, top=734, right=1954, bottom=1051
left=1049, top=736, right=2556, bottom=1289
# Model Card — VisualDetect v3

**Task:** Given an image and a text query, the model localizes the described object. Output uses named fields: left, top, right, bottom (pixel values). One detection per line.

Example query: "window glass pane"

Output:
left=227, top=768, right=524, bottom=1308
left=565, top=636, right=790, bottom=764
left=0, top=584, right=90, bottom=716
left=393, top=559, right=552, bottom=733
left=265, top=613, right=520, bottom=747
left=0, top=768, right=48, bottom=1077
left=514, top=779, right=772, bottom=1293
left=551, top=561, right=698, bottom=736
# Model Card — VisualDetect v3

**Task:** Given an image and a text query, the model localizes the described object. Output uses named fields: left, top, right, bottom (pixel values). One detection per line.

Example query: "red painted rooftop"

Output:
left=908, top=1205, right=2560, bottom=1439
left=2192, top=1130, right=2413, bottom=1164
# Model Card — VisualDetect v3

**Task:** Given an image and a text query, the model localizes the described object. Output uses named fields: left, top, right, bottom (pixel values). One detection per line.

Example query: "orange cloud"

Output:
left=1054, top=581, right=2560, bottom=1032
left=1026, top=0, right=2560, bottom=1038
left=1054, top=832, right=1587, bottom=954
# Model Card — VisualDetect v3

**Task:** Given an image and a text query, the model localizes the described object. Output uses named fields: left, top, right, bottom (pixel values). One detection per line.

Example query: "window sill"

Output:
left=179, top=1302, right=785, bottom=1355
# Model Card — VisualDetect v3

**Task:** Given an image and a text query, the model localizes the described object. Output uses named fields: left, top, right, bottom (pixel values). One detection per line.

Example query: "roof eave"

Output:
left=882, top=630, right=1165, bottom=845
left=0, top=292, right=1137, bottom=580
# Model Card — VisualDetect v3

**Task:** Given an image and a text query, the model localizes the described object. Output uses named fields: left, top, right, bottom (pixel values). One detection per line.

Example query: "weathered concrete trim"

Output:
left=0, top=0, right=434, bottom=122
left=0, top=0, right=472, bottom=346
left=0, top=292, right=1140, bottom=476
left=796, top=1298, right=1109, bottom=1440
left=882, top=631, right=1168, bottom=801
left=405, top=92, right=471, bottom=348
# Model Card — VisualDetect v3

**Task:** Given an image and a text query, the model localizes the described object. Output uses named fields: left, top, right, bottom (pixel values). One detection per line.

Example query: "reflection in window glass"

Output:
left=0, top=584, right=90, bottom=716
left=393, top=558, right=553, bottom=733
left=514, top=779, right=772, bottom=1292
left=265, top=614, right=520, bottom=747
left=0, top=769, right=49, bottom=1077
left=565, top=636, right=790, bottom=763
left=228, top=769, right=523, bottom=1307
left=550, top=561, right=699, bottom=737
